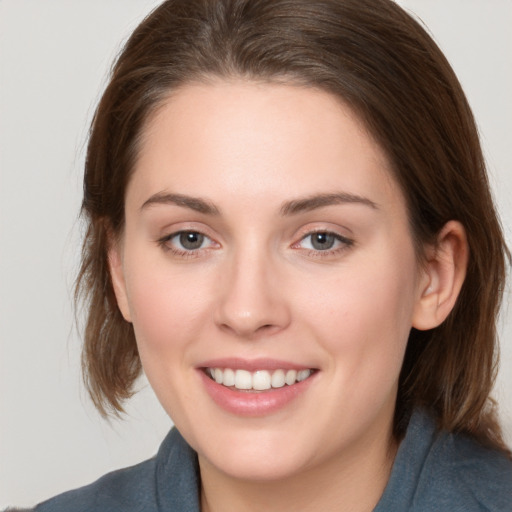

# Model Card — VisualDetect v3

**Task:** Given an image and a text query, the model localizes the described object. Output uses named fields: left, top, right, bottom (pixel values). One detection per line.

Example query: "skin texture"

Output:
left=109, top=81, right=468, bottom=512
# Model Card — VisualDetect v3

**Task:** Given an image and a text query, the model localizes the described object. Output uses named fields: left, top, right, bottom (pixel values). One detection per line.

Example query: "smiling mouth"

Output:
left=204, top=367, right=316, bottom=391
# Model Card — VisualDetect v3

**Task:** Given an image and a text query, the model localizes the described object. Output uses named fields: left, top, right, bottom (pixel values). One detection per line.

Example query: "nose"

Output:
left=214, top=248, right=291, bottom=339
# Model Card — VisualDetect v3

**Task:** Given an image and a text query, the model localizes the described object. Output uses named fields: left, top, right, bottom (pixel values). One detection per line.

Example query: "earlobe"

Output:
left=412, top=221, right=469, bottom=331
left=108, top=238, right=132, bottom=323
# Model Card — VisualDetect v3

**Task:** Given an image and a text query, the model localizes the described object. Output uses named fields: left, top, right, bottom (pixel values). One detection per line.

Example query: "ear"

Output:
left=412, top=221, right=469, bottom=330
left=108, top=236, right=132, bottom=323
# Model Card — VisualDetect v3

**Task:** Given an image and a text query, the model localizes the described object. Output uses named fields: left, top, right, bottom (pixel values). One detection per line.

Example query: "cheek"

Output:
left=302, top=252, right=415, bottom=331
left=296, top=245, right=417, bottom=385
left=123, top=255, right=210, bottom=356
left=122, top=258, right=212, bottom=416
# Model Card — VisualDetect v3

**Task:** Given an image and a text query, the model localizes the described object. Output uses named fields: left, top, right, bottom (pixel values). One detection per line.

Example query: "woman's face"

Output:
left=111, top=80, right=429, bottom=481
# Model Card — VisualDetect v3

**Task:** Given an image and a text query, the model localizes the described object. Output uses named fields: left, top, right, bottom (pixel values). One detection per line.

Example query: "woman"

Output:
left=19, top=0, right=512, bottom=510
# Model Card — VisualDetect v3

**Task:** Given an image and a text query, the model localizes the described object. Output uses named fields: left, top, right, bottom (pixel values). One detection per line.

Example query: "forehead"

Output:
left=129, top=80, right=403, bottom=213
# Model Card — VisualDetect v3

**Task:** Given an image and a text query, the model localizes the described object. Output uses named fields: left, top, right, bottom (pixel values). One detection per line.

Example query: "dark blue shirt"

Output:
left=30, top=410, right=512, bottom=511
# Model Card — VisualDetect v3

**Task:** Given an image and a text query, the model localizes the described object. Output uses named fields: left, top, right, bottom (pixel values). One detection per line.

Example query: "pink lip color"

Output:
left=197, top=364, right=317, bottom=417
left=199, top=357, right=311, bottom=372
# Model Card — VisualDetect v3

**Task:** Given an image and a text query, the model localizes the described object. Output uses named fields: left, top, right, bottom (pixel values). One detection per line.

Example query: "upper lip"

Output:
left=198, top=357, right=316, bottom=372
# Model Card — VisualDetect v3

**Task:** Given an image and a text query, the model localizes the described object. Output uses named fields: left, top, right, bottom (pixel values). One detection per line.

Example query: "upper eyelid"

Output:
left=291, top=219, right=354, bottom=235
left=158, top=223, right=217, bottom=240
left=300, top=228, right=350, bottom=237
left=296, top=231, right=353, bottom=244
left=295, top=226, right=354, bottom=241
left=290, top=230, right=354, bottom=254
left=163, top=229, right=215, bottom=243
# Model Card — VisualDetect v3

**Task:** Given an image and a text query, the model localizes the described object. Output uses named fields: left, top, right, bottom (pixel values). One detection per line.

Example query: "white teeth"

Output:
left=285, top=369, right=297, bottom=385
left=297, top=369, right=312, bottom=382
left=223, top=368, right=235, bottom=387
left=253, top=370, right=272, bottom=390
left=206, top=367, right=313, bottom=390
left=271, top=369, right=285, bottom=388
left=235, top=369, right=252, bottom=390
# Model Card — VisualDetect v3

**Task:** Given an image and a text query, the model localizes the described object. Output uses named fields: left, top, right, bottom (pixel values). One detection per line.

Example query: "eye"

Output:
left=304, top=232, right=337, bottom=250
left=296, top=231, right=353, bottom=252
left=175, top=231, right=207, bottom=250
left=159, top=230, right=217, bottom=254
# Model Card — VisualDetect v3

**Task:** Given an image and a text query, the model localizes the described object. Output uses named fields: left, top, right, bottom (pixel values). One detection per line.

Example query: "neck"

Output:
left=199, top=422, right=398, bottom=512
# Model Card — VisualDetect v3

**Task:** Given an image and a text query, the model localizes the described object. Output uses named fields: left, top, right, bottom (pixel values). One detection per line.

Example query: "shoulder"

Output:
left=32, top=428, right=199, bottom=512
left=33, top=456, right=158, bottom=512
left=376, top=410, right=512, bottom=512
left=410, top=411, right=512, bottom=511
left=437, top=429, right=512, bottom=511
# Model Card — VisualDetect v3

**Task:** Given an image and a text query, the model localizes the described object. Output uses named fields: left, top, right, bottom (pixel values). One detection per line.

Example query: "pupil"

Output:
left=312, top=233, right=335, bottom=250
left=180, top=232, right=204, bottom=250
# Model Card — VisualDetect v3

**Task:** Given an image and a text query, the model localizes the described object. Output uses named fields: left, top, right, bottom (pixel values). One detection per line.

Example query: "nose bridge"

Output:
left=215, top=238, right=290, bottom=338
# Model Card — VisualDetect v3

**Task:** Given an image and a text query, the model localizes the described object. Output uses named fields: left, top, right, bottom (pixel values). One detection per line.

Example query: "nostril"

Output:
left=253, top=323, right=284, bottom=337
left=213, top=281, right=292, bottom=337
left=217, top=321, right=283, bottom=340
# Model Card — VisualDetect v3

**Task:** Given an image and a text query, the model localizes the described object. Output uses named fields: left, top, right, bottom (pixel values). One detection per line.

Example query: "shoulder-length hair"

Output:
left=76, top=0, right=509, bottom=452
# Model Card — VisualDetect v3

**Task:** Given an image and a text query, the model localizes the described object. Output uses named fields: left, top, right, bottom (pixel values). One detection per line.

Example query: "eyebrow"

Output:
left=140, top=192, right=220, bottom=215
left=280, top=192, right=378, bottom=215
left=140, top=191, right=377, bottom=216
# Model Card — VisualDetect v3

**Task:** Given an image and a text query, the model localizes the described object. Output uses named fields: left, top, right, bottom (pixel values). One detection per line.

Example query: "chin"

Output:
left=203, top=447, right=311, bottom=482
left=192, top=423, right=318, bottom=482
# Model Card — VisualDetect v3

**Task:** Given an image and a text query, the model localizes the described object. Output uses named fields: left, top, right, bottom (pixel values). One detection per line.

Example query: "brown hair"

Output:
left=76, top=0, right=509, bottom=451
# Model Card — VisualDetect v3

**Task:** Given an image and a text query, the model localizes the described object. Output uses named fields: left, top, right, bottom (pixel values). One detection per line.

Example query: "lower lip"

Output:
left=198, top=370, right=316, bottom=416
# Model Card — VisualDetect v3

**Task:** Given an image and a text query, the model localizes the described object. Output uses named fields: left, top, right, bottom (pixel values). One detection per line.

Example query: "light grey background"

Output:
left=1, top=0, right=511, bottom=508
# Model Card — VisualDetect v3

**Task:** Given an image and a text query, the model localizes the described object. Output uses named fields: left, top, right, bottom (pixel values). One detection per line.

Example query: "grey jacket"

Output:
left=12, top=410, right=512, bottom=511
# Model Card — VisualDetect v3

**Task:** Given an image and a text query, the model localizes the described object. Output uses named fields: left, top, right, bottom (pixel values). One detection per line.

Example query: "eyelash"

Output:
left=157, top=229, right=354, bottom=259
left=157, top=230, right=217, bottom=258
left=293, top=230, right=354, bottom=258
